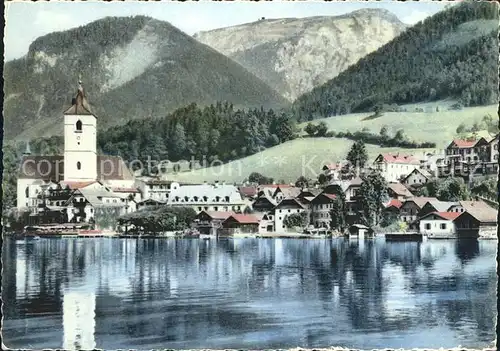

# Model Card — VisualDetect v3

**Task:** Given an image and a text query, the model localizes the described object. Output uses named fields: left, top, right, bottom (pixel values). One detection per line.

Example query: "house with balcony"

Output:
left=439, top=137, right=491, bottom=177
left=310, top=193, right=337, bottom=228
left=136, top=179, right=180, bottom=202
left=399, top=197, right=438, bottom=227
left=220, top=214, right=259, bottom=235
left=65, top=187, right=132, bottom=225
left=193, top=211, right=233, bottom=235
left=373, top=153, right=420, bottom=183
left=453, top=201, right=497, bottom=238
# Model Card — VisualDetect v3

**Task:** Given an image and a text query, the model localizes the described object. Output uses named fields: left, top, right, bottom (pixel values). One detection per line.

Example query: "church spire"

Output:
left=63, top=76, right=95, bottom=117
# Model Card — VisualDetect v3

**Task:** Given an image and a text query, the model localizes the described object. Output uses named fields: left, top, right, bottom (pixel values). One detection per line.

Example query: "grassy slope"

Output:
left=167, top=138, right=435, bottom=184
left=299, top=102, right=497, bottom=148
left=167, top=102, right=497, bottom=183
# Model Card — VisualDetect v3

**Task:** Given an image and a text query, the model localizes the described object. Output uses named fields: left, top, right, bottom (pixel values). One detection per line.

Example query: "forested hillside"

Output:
left=97, top=102, right=296, bottom=164
left=292, top=2, right=498, bottom=121
left=3, top=16, right=288, bottom=140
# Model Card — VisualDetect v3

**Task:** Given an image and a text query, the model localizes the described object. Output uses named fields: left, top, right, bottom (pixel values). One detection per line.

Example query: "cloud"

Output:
left=401, top=10, right=431, bottom=25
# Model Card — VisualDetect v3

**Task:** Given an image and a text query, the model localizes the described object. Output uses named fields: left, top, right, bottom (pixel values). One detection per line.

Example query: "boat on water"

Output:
left=182, top=228, right=200, bottom=238
left=199, top=234, right=216, bottom=240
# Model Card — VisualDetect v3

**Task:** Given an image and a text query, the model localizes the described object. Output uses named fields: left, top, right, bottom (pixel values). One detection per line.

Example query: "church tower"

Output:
left=63, top=80, right=97, bottom=182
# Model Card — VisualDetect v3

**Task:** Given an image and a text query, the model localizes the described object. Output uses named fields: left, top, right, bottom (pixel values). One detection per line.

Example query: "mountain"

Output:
left=194, top=9, right=406, bottom=101
left=3, top=16, right=289, bottom=140
left=292, top=2, right=499, bottom=121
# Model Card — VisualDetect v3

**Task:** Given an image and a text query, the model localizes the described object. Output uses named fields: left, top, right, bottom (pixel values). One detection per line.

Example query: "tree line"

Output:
left=292, top=2, right=498, bottom=121
left=304, top=122, right=437, bottom=148
left=98, top=102, right=296, bottom=167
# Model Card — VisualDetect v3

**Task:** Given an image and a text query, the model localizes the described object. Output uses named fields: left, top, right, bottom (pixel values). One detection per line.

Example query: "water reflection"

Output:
left=2, top=237, right=497, bottom=350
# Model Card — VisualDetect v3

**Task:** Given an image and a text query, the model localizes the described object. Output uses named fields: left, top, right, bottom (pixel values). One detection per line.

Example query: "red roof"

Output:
left=238, top=186, right=257, bottom=197
left=259, top=184, right=292, bottom=188
left=61, top=181, right=97, bottom=190
left=451, top=139, right=477, bottom=148
left=423, top=211, right=462, bottom=221
left=226, top=214, right=259, bottom=224
left=323, top=193, right=337, bottom=200
left=380, top=153, right=420, bottom=165
left=112, top=187, right=140, bottom=193
left=205, top=211, right=234, bottom=220
left=386, top=199, right=403, bottom=209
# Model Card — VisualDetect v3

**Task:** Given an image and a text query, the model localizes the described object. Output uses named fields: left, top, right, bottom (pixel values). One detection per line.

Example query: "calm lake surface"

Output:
left=2, top=237, right=497, bottom=350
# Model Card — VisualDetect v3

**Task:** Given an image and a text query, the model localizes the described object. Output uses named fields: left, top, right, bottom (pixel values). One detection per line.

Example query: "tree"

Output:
left=329, top=197, right=346, bottom=232
left=248, top=172, right=273, bottom=185
left=304, top=123, right=317, bottom=137
left=393, top=129, right=406, bottom=144
left=379, top=125, right=390, bottom=144
left=346, top=140, right=368, bottom=169
left=318, top=173, right=328, bottom=185
left=359, top=172, right=388, bottom=226
left=315, top=122, right=328, bottom=137
left=295, top=176, right=309, bottom=189
left=437, top=177, right=470, bottom=201
left=456, top=123, right=467, bottom=135
left=283, top=212, right=309, bottom=229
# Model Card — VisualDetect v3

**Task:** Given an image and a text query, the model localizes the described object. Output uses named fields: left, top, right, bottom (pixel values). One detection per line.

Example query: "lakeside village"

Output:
left=6, top=83, right=499, bottom=242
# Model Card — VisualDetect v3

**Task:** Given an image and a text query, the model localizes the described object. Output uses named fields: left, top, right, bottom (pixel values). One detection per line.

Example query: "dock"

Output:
left=385, top=232, right=424, bottom=241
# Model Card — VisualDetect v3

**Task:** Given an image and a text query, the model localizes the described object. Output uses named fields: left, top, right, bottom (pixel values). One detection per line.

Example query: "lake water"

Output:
left=2, top=237, right=497, bottom=350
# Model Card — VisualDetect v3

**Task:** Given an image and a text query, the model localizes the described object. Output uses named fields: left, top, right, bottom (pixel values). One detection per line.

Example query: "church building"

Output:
left=17, top=82, right=138, bottom=224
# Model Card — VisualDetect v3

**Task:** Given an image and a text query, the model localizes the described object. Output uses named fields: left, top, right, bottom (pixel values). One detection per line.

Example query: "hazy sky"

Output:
left=5, top=1, right=452, bottom=61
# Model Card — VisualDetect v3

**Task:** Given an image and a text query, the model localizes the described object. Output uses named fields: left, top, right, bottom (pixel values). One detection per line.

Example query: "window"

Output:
left=425, top=223, right=431, bottom=230
left=25, top=186, right=29, bottom=198
left=214, top=206, right=218, bottom=211
left=225, top=196, right=230, bottom=202
left=495, top=154, right=498, bottom=160
left=440, top=223, right=446, bottom=230
left=77, top=161, right=81, bottom=170
left=76, top=120, right=82, bottom=131
left=494, top=144, right=498, bottom=150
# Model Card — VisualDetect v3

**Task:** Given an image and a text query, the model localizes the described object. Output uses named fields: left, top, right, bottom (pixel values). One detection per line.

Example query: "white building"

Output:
left=402, top=168, right=433, bottom=188
left=135, top=178, right=180, bottom=202
left=167, top=182, right=245, bottom=213
left=373, top=153, right=420, bottom=183
left=63, top=85, right=97, bottom=182
left=66, top=186, right=134, bottom=224
left=273, top=198, right=307, bottom=233
left=16, top=82, right=137, bottom=216
left=418, top=212, right=460, bottom=237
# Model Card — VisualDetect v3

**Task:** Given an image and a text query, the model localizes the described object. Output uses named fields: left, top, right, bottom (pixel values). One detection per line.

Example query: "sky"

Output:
left=4, top=0, right=453, bottom=62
